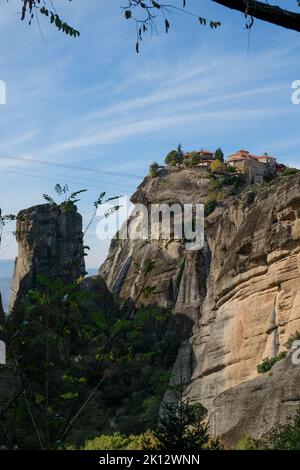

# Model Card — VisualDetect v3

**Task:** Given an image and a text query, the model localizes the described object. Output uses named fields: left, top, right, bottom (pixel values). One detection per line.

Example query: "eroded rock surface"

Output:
left=101, top=170, right=300, bottom=441
left=211, top=355, right=300, bottom=447
left=183, top=175, right=300, bottom=413
left=100, top=169, right=214, bottom=335
left=10, top=204, right=85, bottom=310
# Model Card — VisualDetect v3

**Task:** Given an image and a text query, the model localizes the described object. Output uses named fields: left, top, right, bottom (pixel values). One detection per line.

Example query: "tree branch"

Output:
left=211, top=0, right=300, bottom=32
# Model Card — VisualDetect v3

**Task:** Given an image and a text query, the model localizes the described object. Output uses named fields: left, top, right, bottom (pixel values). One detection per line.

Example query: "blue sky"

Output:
left=0, top=0, right=299, bottom=269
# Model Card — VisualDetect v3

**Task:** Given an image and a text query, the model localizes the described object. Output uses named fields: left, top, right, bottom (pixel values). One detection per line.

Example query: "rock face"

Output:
left=181, top=175, right=300, bottom=425
left=10, top=204, right=85, bottom=310
left=211, top=354, right=300, bottom=447
left=101, top=170, right=300, bottom=443
left=100, top=168, right=214, bottom=337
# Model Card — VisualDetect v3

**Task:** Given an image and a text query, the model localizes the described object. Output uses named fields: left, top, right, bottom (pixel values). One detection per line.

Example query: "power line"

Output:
left=0, top=167, right=134, bottom=195
left=0, top=154, right=144, bottom=180
left=0, top=162, right=137, bottom=191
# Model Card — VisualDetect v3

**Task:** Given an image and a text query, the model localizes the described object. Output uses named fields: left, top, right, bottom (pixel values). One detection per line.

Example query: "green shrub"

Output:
left=227, top=165, right=237, bottom=173
left=83, top=433, right=131, bottom=450
left=236, top=434, right=260, bottom=450
left=285, top=331, right=300, bottom=349
left=230, top=173, right=246, bottom=194
left=209, top=173, right=244, bottom=194
left=82, top=431, right=157, bottom=450
left=165, top=145, right=183, bottom=166
left=127, top=432, right=158, bottom=450
left=144, top=396, right=221, bottom=451
left=261, top=407, right=300, bottom=450
left=264, top=172, right=277, bottom=183
left=189, top=151, right=201, bottom=166
left=183, top=151, right=200, bottom=167
left=204, top=198, right=217, bottom=217
left=149, top=162, right=159, bottom=177
left=257, top=351, right=287, bottom=374
left=210, top=177, right=223, bottom=190
left=281, top=167, right=299, bottom=177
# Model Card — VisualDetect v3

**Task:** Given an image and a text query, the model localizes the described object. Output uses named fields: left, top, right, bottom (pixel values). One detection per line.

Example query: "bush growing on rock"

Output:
left=281, top=167, right=299, bottom=177
left=235, top=434, right=260, bottom=450
left=164, top=145, right=183, bottom=167
left=285, top=331, right=300, bottom=349
left=210, top=160, right=226, bottom=174
left=257, top=351, right=287, bottom=374
left=149, top=162, right=159, bottom=177
left=82, top=431, right=157, bottom=450
left=204, top=198, right=218, bottom=217
left=261, top=407, right=300, bottom=450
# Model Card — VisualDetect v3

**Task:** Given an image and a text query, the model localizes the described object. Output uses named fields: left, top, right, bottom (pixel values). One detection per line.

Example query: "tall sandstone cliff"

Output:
left=100, top=169, right=215, bottom=335
left=10, top=204, right=85, bottom=310
left=100, top=170, right=300, bottom=444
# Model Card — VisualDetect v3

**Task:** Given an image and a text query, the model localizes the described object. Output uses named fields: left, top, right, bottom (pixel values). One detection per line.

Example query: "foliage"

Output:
left=144, top=386, right=221, bottom=451
left=210, top=160, right=226, bottom=173
left=0, top=213, right=17, bottom=243
left=182, top=151, right=203, bottom=167
left=227, top=164, right=237, bottom=173
left=149, top=162, right=159, bottom=178
left=208, top=173, right=245, bottom=196
left=236, top=407, right=300, bottom=450
left=281, top=167, right=299, bottom=177
left=84, top=192, right=120, bottom=238
left=16, top=1, right=300, bottom=54
left=43, top=184, right=87, bottom=211
left=235, top=434, right=260, bottom=450
left=0, top=257, right=180, bottom=448
left=39, top=6, right=80, bottom=37
left=165, top=150, right=178, bottom=166
left=189, top=151, right=201, bottom=166
left=99, top=304, right=178, bottom=435
left=83, top=432, right=133, bottom=450
left=20, top=0, right=80, bottom=37
left=261, top=407, right=300, bottom=450
left=285, top=331, right=300, bottom=350
left=82, top=431, right=157, bottom=450
left=257, top=351, right=287, bottom=374
left=204, top=197, right=218, bottom=217
left=164, top=145, right=184, bottom=167
left=214, top=147, right=224, bottom=162
left=2, top=275, right=119, bottom=449
left=176, top=143, right=184, bottom=162
left=232, top=174, right=246, bottom=193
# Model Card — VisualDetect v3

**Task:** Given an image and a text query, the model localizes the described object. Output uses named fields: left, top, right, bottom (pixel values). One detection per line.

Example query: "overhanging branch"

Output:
left=212, top=0, right=300, bottom=32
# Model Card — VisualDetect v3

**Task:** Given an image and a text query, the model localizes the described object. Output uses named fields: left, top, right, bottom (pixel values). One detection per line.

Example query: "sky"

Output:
left=0, top=0, right=300, bottom=270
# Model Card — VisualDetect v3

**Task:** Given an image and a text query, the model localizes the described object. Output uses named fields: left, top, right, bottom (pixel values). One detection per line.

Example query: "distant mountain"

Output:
left=0, top=278, right=11, bottom=312
left=0, top=259, right=14, bottom=278
left=0, top=259, right=14, bottom=313
left=86, top=268, right=98, bottom=276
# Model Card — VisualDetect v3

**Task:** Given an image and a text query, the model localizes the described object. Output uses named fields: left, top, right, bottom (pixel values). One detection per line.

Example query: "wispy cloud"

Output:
left=0, top=130, right=39, bottom=154
left=0, top=0, right=299, bottom=265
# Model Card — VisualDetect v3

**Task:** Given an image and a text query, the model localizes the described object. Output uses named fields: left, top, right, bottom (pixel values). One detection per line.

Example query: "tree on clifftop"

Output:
left=214, top=148, right=224, bottom=162
left=211, top=159, right=226, bottom=173
left=165, top=145, right=184, bottom=167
